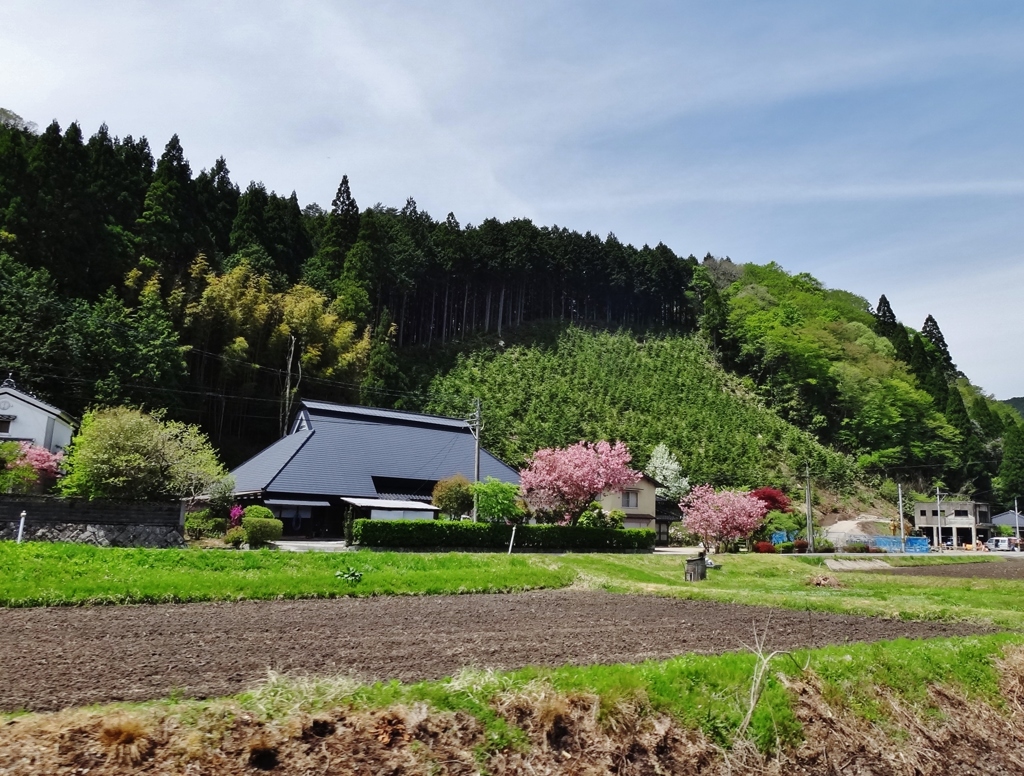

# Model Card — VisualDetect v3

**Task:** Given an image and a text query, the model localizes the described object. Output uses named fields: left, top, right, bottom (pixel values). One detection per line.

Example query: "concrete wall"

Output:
left=0, top=496, right=185, bottom=548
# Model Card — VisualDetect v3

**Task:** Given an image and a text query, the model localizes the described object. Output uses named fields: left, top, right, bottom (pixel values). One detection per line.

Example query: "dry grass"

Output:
left=4, top=646, right=1024, bottom=774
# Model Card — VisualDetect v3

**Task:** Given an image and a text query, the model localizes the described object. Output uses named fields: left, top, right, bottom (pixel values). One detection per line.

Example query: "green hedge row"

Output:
left=351, top=519, right=655, bottom=551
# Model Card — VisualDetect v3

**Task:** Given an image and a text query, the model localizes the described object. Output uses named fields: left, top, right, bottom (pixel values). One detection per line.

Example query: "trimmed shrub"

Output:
left=351, top=519, right=655, bottom=551
left=776, top=541, right=794, bottom=554
left=243, top=505, right=276, bottom=522
left=793, top=539, right=809, bottom=553
left=753, top=541, right=776, bottom=554
left=223, top=526, right=246, bottom=548
left=816, top=539, right=835, bottom=553
left=184, top=509, right=228, bottom=539
left=843, top=542, right=870, bottom=553
left=243, top=515, right=283, bottom=547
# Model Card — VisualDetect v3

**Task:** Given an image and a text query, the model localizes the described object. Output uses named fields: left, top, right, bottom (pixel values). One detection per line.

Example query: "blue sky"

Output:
left=2, top=1, right=1022, bottom=396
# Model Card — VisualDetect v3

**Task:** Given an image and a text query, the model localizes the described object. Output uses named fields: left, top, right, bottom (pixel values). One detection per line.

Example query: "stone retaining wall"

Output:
left=0, top=496, right=185, bottom=548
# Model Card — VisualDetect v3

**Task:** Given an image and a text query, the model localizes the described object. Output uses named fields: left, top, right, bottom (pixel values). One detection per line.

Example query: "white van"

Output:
left=986, top=537, right=1013, bottom=551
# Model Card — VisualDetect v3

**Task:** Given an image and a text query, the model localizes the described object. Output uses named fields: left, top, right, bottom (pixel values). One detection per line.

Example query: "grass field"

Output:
left=1, top=543, right=1021, bottom=631
left=0, top=542, right=575, bottom=606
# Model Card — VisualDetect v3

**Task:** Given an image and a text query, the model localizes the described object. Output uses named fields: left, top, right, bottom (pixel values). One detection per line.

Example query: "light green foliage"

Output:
left=0, top=441, right=36, bottom=493
left=471, top=476, right=525, bottom=523
left=428, top=327, right=856, bottom=491
left=184, top=509, right=228, bottom=539
left=432, top=473, right=474, bottom=518
left=58, top=406, right=227, bottom=502
left=578, top=502, right=624, bottom=529
left=723, top=263, right=957, bottom=474
left=645, top=443, right=690, bottom=499
left=223, top=526, right=246, bottom=547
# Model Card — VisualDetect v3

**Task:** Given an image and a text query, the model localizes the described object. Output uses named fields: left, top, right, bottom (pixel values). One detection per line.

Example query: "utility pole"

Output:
left=1015, top=497, right=1020, bottom=550
left=936, top=486, right=944, bottom=551
left=804, top=464, right=814, bottom=552
left=470, top=398, right=481, bottom=522
left=898, top=483, right=905, bottom=552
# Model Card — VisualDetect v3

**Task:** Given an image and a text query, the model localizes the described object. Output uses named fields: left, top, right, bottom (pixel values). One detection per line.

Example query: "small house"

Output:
left=0, top=377, right=75, bottom=453
left=230, top=400, right=519, bottom=536
left=598, top=474, right=678, bottom=545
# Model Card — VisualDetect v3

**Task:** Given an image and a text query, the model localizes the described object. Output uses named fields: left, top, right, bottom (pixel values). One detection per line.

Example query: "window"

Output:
left=0, top=420, right=9, bottom=434
left=919, top=509, right=926, bottom=516
left=954, top=509, right=968, bottom=517
left=621, top=490, right=639, bottom=509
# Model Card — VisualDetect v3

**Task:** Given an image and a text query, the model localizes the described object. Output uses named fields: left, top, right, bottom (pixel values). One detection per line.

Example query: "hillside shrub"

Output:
left=843, top=542, right=870, bottom=553
left=351, top=519, right=654, bottom=551
left=243, top=514, right=283, bottom=547
left=184, top=509, right=228, bottom=539
left=794, top=539, right=809, bottom=553
left=776, top=541, right=794, bottom=554
left=753, top=541, right=776, bottom=554
left=816, top=539, right=835, bottom=553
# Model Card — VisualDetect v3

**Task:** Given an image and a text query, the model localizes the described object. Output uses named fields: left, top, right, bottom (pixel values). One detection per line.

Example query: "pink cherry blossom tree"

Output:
left=520, top=440, right=641, bottom=525
left=680, top=484, right=769, bottom=552
left=17, top=442, right=63, bottom=479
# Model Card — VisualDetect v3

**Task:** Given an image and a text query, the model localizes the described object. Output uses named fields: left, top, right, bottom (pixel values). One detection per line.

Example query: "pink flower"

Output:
left=15, top=442, right=63, bottom=479
left=680, top=485, right=769, bottom=551
left=229, top=504, right=244, bottom=527
left=520, top=440, right=641, bottom=525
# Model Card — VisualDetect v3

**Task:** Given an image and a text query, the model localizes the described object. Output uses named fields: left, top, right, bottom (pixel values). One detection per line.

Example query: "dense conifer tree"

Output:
left=922, top=314, right=957, bottom=377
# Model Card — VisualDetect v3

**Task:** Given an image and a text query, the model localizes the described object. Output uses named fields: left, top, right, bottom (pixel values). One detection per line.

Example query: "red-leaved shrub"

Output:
left=754, top=541, right=776, bottom=554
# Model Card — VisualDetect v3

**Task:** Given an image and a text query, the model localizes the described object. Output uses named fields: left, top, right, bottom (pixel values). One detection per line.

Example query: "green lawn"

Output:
left=0, top=542, right=575, bottom=606
left=1, top=543, right=1021, bottom=631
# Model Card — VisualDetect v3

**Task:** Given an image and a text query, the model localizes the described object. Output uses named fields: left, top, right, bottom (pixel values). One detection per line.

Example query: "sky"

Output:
left=2, top=1, right=1022, bottom=397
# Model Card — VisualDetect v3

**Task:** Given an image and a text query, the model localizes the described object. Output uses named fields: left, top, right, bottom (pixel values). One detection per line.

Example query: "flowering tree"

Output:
left=680, top=484, right=769, bottom=551
left=645, top=443, right=690, bottom=500
left=0, top=441, right=62, bottom=493
left=520, top=440, right=641, bottom=525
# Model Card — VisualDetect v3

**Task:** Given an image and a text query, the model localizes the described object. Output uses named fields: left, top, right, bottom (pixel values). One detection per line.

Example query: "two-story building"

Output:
left=913, top=499, right=992, bottom=548
left=0, top=377, right=75, bottom=453
left=598, top=474, right=677, bottom=545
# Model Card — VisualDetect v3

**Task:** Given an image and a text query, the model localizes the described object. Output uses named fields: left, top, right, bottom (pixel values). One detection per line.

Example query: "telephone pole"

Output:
left=804, top=464, right=814, bottom=552
left=469, top=398, right=482, bottom=522
left=898, top=482, right=905, bottom=552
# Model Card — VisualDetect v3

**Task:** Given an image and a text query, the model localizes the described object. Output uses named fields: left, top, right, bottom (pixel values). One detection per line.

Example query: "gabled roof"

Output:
left=231, top=400, right=519, bottom=499
left=991, top=510, right=1024, bottom=527
left=0, top=378, right=75, bottom=424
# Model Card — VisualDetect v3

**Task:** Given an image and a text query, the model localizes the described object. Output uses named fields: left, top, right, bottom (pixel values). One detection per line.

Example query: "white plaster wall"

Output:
left=0, top=393, right=74, bottom=451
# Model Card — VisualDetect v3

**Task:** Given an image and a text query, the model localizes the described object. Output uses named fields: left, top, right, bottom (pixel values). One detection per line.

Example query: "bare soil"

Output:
left=0, top=590, right=991, bottom=713
left=887, top=559, right=1024, bottom=580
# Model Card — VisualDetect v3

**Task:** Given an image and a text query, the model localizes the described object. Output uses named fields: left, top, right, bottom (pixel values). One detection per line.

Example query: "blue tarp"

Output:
left=904, top=536, right=930, bottom=553
left=771, top=531, right=798, bottom=544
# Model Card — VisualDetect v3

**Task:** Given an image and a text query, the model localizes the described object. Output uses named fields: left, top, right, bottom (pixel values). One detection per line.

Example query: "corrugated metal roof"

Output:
left=231, top=402, right=519, bottom=499
left=341, top=497, right=440, bottom=510
left=230, top=429, right=314, bottom=492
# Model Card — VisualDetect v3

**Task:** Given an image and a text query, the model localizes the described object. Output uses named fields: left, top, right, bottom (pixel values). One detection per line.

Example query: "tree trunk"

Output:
left=496, top=285, right=505, bottom=338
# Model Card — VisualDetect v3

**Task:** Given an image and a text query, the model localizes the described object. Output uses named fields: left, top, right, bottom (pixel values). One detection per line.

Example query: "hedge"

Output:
left=243, top=515, right=283, bottom=547
left=351, top=519, right=655, bottom=551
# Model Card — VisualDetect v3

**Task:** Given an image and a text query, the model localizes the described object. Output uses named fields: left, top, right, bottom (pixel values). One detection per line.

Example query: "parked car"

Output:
left=985, top=537, right=1014, bottom=551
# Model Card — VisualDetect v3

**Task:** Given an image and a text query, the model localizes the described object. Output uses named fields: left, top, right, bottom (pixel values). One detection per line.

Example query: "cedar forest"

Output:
left=1, top=114, right=1022, bottom=509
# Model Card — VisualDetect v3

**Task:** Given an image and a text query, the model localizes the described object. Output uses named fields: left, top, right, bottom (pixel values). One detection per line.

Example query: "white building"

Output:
left=0, top=377, right=76, bottom=452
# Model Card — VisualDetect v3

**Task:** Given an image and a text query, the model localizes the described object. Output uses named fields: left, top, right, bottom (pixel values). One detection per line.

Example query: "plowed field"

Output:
left=0, top=590, right=991, bottom=711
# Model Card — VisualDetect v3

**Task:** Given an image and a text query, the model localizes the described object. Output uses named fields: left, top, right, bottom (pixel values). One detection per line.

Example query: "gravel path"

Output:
left=0, top=590, right=992, bottom=712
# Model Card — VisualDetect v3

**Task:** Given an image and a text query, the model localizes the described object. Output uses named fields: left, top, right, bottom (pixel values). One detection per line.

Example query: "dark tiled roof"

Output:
left=231, top=429, right=314, bottom=493
left=231, top=400, right=519, bottom=498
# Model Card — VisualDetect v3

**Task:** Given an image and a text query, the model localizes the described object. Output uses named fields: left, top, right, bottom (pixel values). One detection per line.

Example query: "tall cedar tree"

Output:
left=874, top=294, right=898, bottom=337
left=301, top=175, right=360, bottom=293
left=972, top=398, right=1004, bottom=440
left=360, top=307, right=399, bottom=408
left=922, top=314, right=957, bottom=377
left=997, top=421, right=1024, bottom=505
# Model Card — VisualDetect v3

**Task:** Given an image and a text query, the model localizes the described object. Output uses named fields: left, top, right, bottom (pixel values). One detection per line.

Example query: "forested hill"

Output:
left=0, top=115, right=1020, bottom=502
